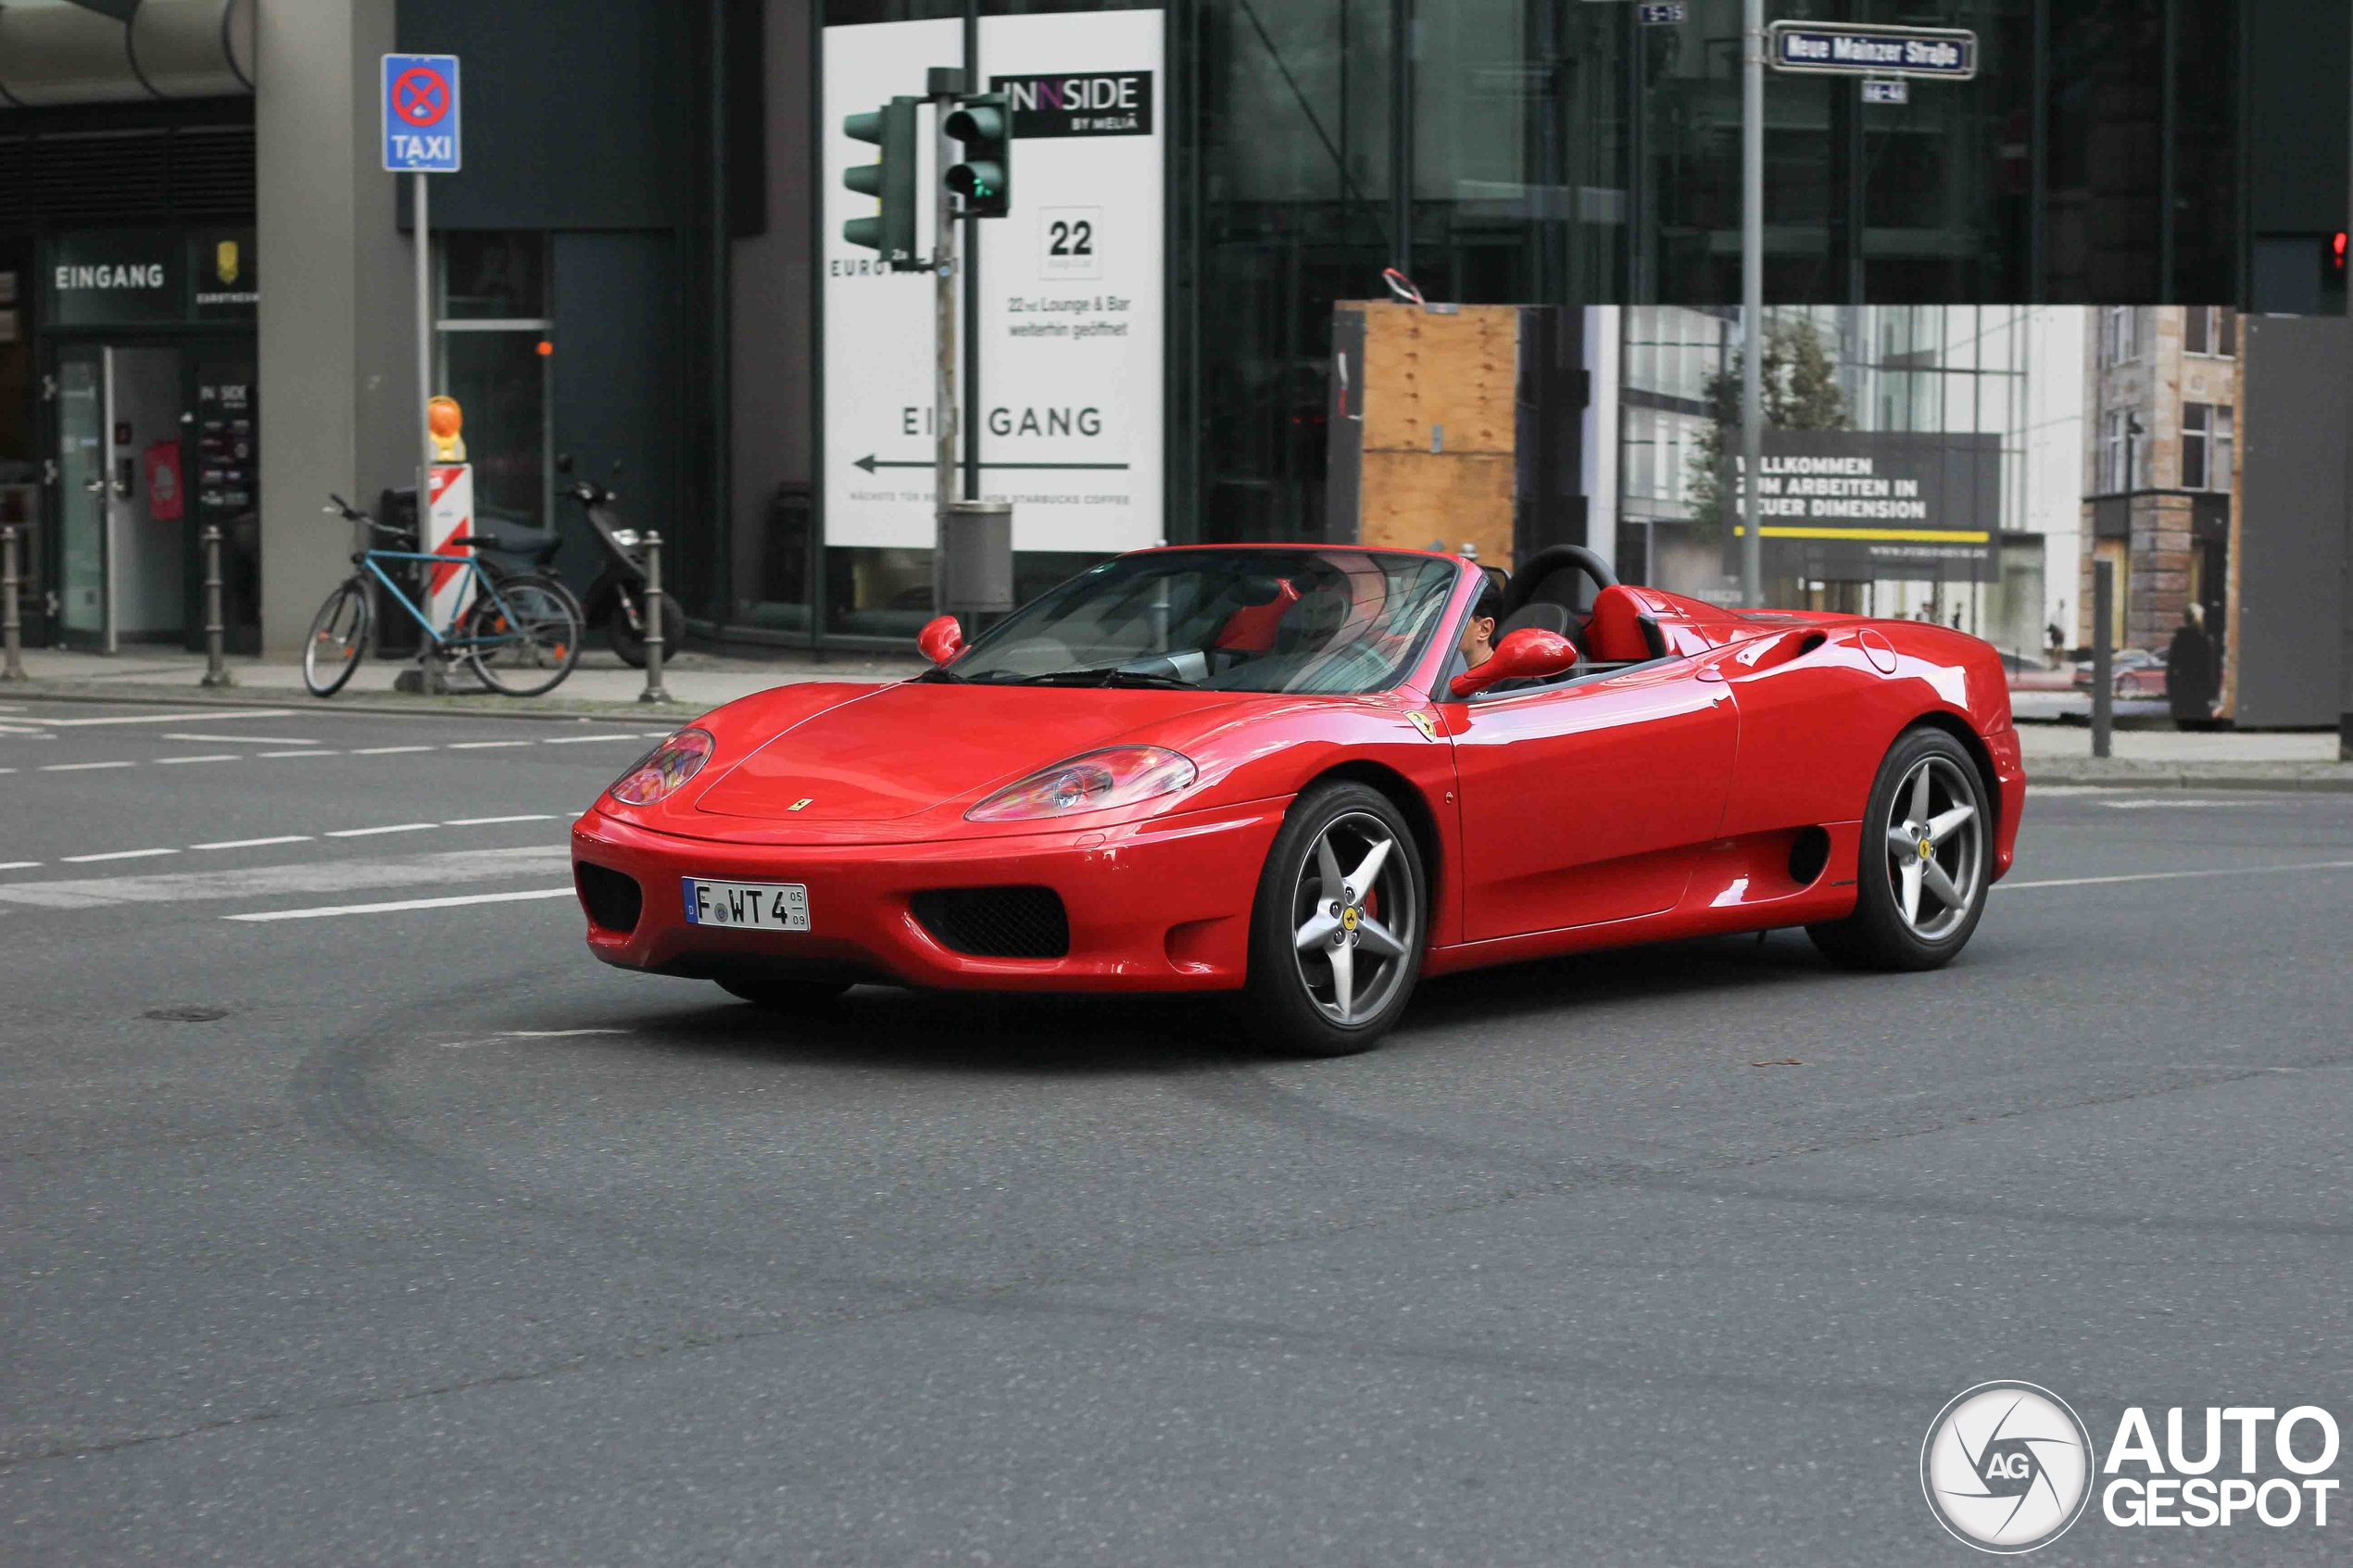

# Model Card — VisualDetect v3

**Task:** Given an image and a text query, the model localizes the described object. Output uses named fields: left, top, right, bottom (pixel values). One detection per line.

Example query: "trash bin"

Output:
left=942, top=499, right=1014, bottom=615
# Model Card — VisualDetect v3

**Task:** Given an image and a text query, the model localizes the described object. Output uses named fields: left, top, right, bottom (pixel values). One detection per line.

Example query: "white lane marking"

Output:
left=442, top=814, right=554, bottom=826
left=61, top=847, right=180, bottom=863
left=194, top=835, right=314, bottom=850
left=324, top=822, right=438, bottom=838
left=31, top=709, right=296, bottom=728
left=351, top=745, right=435, bottom=756
left=2005, top=859, right=2353, bottom=892
left=436, top=1027, right=631, bottom=1048
left=0, top=723, right=57, bottom=736
left=163, top=733, right=320, bottom=746
left=156, top=754, right=242, bottom=764
left=41, top=760, right=136, bottom=771
left=226, top=886, right=574, bottom=922
left=0, top=860, right=42, bottom=871
left=541, top=734, right=646, bottom=745
left=2098, top=797, right=2270, bottom=810
left=258, top=750, right=339, bottom=759
left=0, top=845, right=568, bottom=910
left=447, top=740, right=532, bottom=750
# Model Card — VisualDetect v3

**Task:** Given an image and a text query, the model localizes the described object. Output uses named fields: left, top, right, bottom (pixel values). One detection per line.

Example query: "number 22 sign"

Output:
left=1039, top=206, right=1101, bottom=281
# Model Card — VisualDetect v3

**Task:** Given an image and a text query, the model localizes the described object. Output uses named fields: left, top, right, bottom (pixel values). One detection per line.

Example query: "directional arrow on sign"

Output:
left=853, top=455, right=1129, bottom=473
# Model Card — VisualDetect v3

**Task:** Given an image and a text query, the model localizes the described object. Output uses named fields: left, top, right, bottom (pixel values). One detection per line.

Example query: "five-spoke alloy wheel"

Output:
left=1245, top=782, right=1426, bottom=1055
left=1808, top=726, right=1993, bottom=971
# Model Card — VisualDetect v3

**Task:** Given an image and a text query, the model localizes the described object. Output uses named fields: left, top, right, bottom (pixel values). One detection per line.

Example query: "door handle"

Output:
left=83, top=479, right=107, bottom=495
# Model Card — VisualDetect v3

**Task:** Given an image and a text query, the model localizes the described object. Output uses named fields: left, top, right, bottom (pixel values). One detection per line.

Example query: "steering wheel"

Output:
left=1500, top=544, right=1619, bottom=621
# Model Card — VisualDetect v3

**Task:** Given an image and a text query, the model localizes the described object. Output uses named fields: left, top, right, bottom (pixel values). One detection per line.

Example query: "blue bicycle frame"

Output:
left=359, top=548, right=531, bottom=652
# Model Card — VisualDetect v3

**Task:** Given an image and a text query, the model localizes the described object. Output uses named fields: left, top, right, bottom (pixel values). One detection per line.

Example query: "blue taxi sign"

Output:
left=383, top=54, right=461, bottom=173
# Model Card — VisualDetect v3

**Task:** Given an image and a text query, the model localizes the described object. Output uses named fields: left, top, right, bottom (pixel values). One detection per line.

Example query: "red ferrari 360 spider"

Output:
left=571, top=545, right=2024, bottom=1055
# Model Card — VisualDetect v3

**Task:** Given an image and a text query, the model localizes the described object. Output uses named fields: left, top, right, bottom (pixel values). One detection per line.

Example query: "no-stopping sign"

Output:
left=382, top=54, right=461, bottom=172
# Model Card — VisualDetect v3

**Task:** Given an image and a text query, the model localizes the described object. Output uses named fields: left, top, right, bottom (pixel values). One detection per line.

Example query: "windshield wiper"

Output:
left=1001, top=667, right=1197, bottom=690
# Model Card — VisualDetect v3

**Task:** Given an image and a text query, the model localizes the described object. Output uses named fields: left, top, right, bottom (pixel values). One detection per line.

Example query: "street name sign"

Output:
left=383, top=54, right=461, bottom=172
left=1768, top=22, right=1977, bottom=82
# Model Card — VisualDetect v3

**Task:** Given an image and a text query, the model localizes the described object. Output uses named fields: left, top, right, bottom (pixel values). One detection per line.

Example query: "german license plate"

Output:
left=683, top=878, right=809, bottom=931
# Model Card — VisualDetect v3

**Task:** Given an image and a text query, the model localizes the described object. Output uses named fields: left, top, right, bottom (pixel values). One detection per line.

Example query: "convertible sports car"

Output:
left=571, top=544, right=2025, bottom=1055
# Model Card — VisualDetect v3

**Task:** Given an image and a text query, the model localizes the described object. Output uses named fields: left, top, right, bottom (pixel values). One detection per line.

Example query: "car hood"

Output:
left=691, top=681, right=1252, bottom=824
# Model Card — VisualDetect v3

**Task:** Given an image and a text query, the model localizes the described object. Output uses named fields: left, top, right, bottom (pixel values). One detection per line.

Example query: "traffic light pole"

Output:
left=930, top=70, right=965, bottom=617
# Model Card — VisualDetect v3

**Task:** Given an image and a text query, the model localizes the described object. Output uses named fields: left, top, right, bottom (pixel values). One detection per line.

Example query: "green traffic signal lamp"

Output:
left=843, top=96, right=918, bottom=265
left=943, top=94, right=1012, bottom=219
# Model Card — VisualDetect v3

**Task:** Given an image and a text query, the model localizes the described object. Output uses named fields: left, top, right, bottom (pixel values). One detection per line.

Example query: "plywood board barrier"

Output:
left=1329, top=301, right=1520, bottom=571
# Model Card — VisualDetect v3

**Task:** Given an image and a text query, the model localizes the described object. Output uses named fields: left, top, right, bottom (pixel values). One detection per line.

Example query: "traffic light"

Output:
left=2325, top=231, right=2348, bottom=292
left=843, top=96, right=917, bottom=265
left=943, top=93, right=1012, bottom=218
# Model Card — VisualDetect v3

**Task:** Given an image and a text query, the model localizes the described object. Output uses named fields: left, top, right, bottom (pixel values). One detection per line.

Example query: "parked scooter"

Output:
left=556, top=454, right=686, bottom=668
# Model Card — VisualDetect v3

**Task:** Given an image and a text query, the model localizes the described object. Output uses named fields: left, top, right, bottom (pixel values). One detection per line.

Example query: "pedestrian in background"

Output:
left=2166, top=603, right=2216, bottom=724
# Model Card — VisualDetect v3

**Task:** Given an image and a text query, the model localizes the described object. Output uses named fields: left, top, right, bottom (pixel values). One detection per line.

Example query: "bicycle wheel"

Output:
left=302, top=579, right=371, bottom=697
left=462, top=574, right=582, bottom=696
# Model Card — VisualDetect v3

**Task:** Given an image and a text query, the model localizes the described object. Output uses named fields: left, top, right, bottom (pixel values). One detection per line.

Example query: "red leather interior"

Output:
left=1582, top=585, right=1657, bottom=663
left=1213, top=580, right=1301, bottom=652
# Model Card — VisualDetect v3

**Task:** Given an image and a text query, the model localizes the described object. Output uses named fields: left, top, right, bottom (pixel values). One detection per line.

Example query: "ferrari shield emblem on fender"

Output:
left=787, top=797, right=813, bottom=811
left=1405, top=710, right=1439, bottom=741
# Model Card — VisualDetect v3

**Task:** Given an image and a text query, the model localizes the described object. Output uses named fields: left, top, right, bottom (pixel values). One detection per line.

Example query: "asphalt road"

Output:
left=5, top=697, right=2352, bottom=1564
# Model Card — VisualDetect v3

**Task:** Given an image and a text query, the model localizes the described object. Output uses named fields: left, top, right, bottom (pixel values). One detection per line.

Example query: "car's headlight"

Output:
left=608, top=728, right=714, bottom=805
left=966, top=746, right=1197, bottom=822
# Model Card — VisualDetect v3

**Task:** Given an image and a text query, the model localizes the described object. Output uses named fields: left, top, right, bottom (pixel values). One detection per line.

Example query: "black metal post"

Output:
left=2092, top=558, right=2114, bottom=759
left=640, top=530, right=672, bottom=705
left=0, top=523, right=24, bottom=682
left=199, top=523, right=233, bottom=688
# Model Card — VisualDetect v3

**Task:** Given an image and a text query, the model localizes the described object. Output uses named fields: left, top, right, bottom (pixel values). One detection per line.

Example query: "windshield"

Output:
left=943, top=549, right=1460, bottom=695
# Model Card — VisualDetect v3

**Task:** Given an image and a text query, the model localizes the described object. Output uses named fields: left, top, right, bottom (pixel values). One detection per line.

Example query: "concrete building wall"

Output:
left=254, top=0, right=412, bottom=652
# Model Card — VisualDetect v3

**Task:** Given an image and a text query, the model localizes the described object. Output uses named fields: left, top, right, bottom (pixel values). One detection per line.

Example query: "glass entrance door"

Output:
left=54, top=345, right=187, bottom=651
left=56, top=348, right=106, bottom=645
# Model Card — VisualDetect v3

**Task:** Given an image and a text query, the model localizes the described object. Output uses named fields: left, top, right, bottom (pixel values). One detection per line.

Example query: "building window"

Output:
left=2183, top=403, right=2233, bottom=492
left=2100, top=307, right=2138, bottom=367
left=2184, top=307, right=2237, bottom=358
left=2101, top=409, right=2129, bottom=493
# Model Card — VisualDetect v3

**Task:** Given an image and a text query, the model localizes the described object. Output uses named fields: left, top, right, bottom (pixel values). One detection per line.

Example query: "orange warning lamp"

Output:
left=428, top=395, right=466, bottom=461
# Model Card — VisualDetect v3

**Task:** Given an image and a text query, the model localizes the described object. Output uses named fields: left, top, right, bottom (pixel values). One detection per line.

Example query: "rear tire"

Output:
left=462, top=574, right=583, bottom=696
left=1239, top=782, right=1426, bottom=1057
left=301, top=580, right=370, bottom=697
left=610, top=592, right=686, bottom=669
left=1806, top=726, right=1992, bottom=972
left=715, top=974, right=850, bottom=1011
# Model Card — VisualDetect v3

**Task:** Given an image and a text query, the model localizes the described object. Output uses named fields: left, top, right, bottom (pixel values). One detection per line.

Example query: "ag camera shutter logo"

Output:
left=1920, top=1382, right=2094, bottom=1552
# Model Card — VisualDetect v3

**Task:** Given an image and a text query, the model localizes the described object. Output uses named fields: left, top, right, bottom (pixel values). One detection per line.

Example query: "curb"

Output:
left=2028, top=761, right=2353, bottom=792
left=0, top=680, right=716, bottom=724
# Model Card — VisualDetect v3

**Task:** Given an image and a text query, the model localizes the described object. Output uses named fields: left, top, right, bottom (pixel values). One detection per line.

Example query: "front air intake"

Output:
left=575, top=861, right=644, bottom=934
left=911, top=886, right=1070, bottom=959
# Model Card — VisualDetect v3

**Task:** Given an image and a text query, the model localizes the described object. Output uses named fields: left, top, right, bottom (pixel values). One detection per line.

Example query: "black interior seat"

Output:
left=1496, top=600, right=1572, bottom=640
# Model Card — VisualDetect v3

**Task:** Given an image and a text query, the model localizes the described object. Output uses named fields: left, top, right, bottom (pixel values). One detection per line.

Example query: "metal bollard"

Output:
left=0, top=523, right=24, bottom=683
left=198, top=523, right=233, bottom=688
left=2091, top=558, right=2114, bottom=760
left=638, top=530, right=671, bottom=704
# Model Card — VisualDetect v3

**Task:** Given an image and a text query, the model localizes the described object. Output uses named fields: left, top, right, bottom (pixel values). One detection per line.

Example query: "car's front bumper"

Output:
left=570, top=798, right=1289, bottom=992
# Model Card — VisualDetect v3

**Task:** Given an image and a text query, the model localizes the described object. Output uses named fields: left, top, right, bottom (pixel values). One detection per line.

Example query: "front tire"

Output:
left=1807, top=727, right=1992, bottom=971
left=1241, top=782, right=1426, bottom=1057
left=301, top=580, right=370, bottom=697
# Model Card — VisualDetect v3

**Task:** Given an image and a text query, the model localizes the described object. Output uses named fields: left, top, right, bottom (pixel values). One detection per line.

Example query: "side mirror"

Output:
left=554, top=453, right=573, bottom=475
left=1450, top=626, right=1579, bottom=698
left=917, top=614, right=965, bottom=667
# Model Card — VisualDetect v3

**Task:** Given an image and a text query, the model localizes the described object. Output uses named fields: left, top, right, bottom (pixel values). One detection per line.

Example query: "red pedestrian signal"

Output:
left=2326, top=232, right=2348, bottom=289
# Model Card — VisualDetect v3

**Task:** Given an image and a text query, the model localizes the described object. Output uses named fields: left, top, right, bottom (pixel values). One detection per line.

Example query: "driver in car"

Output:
left=1457, top=578, right=1503, bottom=672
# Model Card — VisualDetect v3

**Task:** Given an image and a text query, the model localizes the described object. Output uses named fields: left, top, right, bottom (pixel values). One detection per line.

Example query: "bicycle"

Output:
left=304, top=495, right=583, bottom=698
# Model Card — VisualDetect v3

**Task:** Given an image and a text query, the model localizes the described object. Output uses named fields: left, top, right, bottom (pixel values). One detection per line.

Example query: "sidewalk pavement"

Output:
left=0, top=644, right=926, bottom=721
left=6, top=645, right=2345, bottom=787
